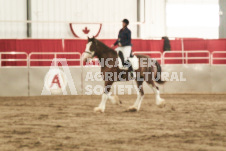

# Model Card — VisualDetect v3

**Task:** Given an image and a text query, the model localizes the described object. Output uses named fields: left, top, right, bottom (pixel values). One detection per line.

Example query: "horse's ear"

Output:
left=87, top=36, right=90, bottom=41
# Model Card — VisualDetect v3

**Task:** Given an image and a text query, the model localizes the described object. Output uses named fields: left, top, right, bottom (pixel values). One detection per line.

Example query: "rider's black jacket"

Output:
left=114, top=27, right=132, bottom=46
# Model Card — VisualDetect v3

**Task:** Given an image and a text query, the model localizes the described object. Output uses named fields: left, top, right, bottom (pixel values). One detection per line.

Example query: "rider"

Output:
left=111, top=19, right=134, bottom=76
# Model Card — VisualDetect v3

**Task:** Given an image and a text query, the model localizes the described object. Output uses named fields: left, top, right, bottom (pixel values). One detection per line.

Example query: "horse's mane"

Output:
left=95, top=39, right=117, bottom=55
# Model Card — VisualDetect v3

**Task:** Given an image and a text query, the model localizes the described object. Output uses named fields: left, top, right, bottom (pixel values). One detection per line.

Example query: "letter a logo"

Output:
left=41, top=58, right=77, bottom=95
left=50, top=74, right=61, bottom=88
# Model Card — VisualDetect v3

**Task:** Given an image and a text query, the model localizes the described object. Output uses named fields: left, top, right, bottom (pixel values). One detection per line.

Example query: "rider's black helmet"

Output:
left=122, top=19, right=129, bottom=25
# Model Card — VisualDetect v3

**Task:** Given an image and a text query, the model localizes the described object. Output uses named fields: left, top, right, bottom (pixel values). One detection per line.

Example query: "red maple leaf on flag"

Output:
left=82, top=27, right=90, bottom=34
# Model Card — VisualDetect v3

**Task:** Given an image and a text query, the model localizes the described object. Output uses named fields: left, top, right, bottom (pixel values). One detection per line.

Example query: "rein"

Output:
left=84, top=51, right=93, bottom=55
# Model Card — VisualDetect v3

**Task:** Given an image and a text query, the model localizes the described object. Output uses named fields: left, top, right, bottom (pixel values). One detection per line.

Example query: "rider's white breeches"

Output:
left=115, top=46, right=132, bottom=60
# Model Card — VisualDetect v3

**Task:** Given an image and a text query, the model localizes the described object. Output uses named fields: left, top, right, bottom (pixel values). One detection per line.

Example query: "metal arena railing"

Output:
left=28, top=52, right=82, bottom=66
left=133, top=51, right=163, bottom=64
left=1, top=51, right=226, bottom=67
left=0, top=52, right=28, bottom=67
left=163, top=50, right=211, bottom=64
left=82, top=51, right=163, bottom=66
left=211, top=51, right=226, bottom=65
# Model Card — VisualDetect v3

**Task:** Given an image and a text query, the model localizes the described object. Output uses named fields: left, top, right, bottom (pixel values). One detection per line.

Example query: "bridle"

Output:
left=84, top=51, right=93, bottom=55
left=84, top=51, right=95, bottom=58
left=84, top=41, right=96, bottom=59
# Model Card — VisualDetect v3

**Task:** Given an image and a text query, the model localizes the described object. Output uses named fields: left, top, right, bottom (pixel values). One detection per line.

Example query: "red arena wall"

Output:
left=0, top=39, right=226, bottom=66
left=1, top=39, right=226, bottom=53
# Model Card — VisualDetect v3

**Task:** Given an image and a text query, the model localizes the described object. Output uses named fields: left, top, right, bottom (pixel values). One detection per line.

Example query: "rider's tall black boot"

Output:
left=118, top=51, right=125, bottom=67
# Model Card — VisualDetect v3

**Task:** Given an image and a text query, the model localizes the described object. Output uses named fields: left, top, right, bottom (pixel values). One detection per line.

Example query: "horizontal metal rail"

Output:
left=0, top=52, right=28, bottom=67
left=163, top=50, right=211, bottom=64
left=29, top=52, right=82, bottom=66
left=211, top=51, right=226, bottom=65
left=82, top=51, right=163, bottom=67
left=1, top=51, right=226, bottom=67
left=133, top=51, right=163, bottom=64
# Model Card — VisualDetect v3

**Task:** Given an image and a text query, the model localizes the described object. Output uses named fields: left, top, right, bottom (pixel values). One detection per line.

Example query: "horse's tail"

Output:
left=155, top=61, right=165, bottom=84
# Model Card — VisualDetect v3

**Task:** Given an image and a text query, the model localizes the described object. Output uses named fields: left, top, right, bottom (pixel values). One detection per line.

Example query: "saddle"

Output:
left=117, top=51, right=139, bottom=71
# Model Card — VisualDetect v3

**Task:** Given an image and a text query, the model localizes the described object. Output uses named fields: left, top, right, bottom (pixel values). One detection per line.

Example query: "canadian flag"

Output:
left=70, top=23, right=102, bottom=39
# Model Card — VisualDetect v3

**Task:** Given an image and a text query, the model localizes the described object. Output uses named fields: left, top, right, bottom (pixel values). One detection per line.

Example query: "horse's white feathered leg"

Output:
left=133, top=93, right=144, bottom=110
left=128, top=93, right=144, bottom=112
left=128, top=81, right=144, bottom=111
left=150, top=85, right=165, bottom=108
left=94, top=93, right=108, bottom=113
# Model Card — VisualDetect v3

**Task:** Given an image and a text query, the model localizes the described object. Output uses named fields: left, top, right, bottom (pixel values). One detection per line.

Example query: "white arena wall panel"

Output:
left=29, top=67, right=82, bottom=96
left=0, top=0, right=167, bottom=38
left=81, top=65, right=225, bottom=95
left=0, top=68, right=28, bottom=96
left=1, top=65, right=226, bottom=96
left=31, top=0, right=137, bottom=39
left=140, top=0, right=166, bottom=38
left=81, top=65, right=215, bottom=95
left=0, top=0, right=27, bottom=38
left=0, top=0, right=220, bottom=38
left=30, top=0, right=166, bottom=38
left=162, top=65, right=212, bottom=93
left=211, top=66, right=226, bottom=93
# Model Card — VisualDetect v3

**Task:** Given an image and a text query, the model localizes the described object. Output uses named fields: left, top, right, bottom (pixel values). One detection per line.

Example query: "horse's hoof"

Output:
left=94, top=107, right=104, bottom=113
left=114, top=95, right=122, bottom=105
left=127, top=106, right=138, bottom=112
left=156, top=99, right=166, bottom=108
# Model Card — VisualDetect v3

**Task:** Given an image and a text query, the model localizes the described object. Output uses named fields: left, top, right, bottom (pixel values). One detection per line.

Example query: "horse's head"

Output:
left=83, top=37, right=98, bottom=62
